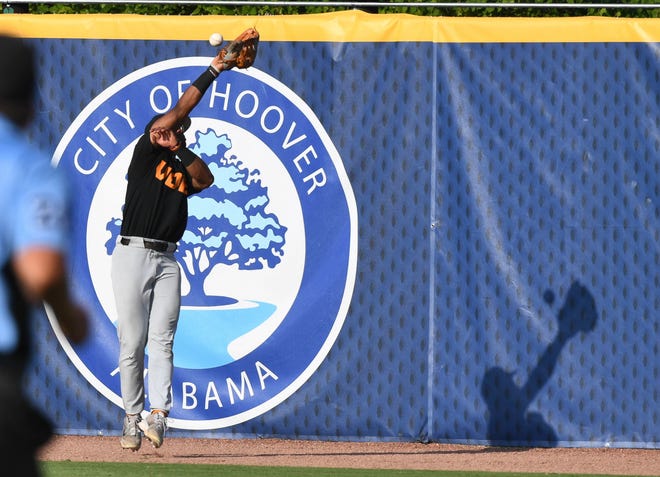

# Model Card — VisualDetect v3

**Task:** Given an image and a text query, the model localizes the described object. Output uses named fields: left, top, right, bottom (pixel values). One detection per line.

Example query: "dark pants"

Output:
left=0, top=378, right=53, bottom=477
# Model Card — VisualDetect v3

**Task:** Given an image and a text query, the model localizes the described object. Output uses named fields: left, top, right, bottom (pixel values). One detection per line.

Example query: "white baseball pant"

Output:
left=111, top=236, right=181, bottom=415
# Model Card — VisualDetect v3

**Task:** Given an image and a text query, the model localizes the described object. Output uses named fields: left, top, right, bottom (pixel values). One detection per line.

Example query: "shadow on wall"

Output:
left=481, top=281, right=598, bottom=447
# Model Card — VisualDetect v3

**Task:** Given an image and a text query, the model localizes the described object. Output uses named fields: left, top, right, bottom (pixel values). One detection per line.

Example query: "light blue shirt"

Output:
left=0, top=115, right=70, bottom=353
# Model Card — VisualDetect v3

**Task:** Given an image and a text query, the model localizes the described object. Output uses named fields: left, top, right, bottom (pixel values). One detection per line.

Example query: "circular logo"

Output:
left=51, top=58, right=357, bottom=429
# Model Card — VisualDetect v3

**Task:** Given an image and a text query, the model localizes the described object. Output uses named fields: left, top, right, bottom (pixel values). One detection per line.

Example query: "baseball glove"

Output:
left=221, top=27, right=259, bottom=69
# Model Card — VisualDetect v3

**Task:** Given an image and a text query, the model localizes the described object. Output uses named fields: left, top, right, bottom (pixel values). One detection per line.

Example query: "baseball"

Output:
left=209, top=33, right=223, bottom=47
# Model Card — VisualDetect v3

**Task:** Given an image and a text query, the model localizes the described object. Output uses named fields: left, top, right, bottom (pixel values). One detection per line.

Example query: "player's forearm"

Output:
left=169, top=87, right=203, bottom=126
left=191, top=65, right=220, bottom=99
left=155, top=66, right=218, bottom=133
left=177, top=147, right=214, bottom=191
left=188, top=160, right=214, bottom=191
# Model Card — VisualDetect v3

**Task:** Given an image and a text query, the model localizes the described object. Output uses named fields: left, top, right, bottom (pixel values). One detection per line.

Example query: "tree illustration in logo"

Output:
left=105, top=128, right=287, bottom=308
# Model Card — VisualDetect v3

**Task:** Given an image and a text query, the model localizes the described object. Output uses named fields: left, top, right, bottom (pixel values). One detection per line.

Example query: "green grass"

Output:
left=41, top=462, right=455, bottom=476
left=40, top=462, right=642, bottom=477
left=40, top=462, right=456, bottom=476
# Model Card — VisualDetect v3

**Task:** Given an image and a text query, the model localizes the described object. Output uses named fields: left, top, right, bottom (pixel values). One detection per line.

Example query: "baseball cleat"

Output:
left=139, top=410, right=167, bottom=448
left=120, top=414, right=142, bottom=451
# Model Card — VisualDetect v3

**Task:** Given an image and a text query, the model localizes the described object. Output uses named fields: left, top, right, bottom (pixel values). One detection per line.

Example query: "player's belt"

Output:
left=120, top=237, right=177, bottom=253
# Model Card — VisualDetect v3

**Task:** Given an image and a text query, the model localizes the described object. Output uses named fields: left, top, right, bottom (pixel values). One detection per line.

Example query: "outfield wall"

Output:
left=1, top=12, right=658, bottom=448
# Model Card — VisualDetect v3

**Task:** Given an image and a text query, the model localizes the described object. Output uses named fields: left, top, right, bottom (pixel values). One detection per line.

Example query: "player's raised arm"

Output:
left=149, top=28, right=259, bottom=136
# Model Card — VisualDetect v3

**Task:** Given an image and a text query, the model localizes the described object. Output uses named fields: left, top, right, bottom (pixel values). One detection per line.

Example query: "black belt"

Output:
left=120, top=237, right=176, bottom=253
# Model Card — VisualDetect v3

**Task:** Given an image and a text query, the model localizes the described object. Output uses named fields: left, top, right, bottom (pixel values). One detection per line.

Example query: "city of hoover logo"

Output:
left=50, top=58, right=358, bottom=429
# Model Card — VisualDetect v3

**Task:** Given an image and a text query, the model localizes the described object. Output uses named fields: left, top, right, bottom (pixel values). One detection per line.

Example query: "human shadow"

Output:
left=481, top=281, right=598, bottom=447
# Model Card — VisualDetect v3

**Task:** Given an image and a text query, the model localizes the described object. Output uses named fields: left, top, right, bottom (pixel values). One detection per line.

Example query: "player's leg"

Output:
left=111, top=244, right=152, bottom=450
left=141, top=252, right=181, bottom=448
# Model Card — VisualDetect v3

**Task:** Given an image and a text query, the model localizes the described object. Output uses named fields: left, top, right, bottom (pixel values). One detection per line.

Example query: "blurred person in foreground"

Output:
left=0, top=34, right=89, bottom=476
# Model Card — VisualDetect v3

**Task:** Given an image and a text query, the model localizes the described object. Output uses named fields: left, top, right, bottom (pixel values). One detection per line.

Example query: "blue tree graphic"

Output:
left=105, top=128, right=287, bottom=306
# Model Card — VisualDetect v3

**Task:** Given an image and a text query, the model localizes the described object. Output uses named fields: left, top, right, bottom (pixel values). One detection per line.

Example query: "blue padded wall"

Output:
left=23, top=36, right=659, bottom=448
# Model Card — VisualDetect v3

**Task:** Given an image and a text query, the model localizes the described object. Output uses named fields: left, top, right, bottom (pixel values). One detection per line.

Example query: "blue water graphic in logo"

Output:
left=174, top=301, right=276, bottom=369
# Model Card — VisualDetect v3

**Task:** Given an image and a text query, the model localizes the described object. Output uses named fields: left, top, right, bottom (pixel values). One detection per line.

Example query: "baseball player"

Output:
left=111, top=29, right=259, bottom=451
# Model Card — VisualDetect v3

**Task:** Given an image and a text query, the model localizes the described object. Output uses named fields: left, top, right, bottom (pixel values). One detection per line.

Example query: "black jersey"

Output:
left=119, top=133, right=194, bottom=243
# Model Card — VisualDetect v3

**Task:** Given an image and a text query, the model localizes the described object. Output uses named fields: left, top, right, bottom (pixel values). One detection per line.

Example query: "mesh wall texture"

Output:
left=23, top=37, right=659, bottom=448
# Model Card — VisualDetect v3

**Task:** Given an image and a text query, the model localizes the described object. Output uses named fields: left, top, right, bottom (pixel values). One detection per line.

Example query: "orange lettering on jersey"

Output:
left=155, top=160, right=188, bottom=194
